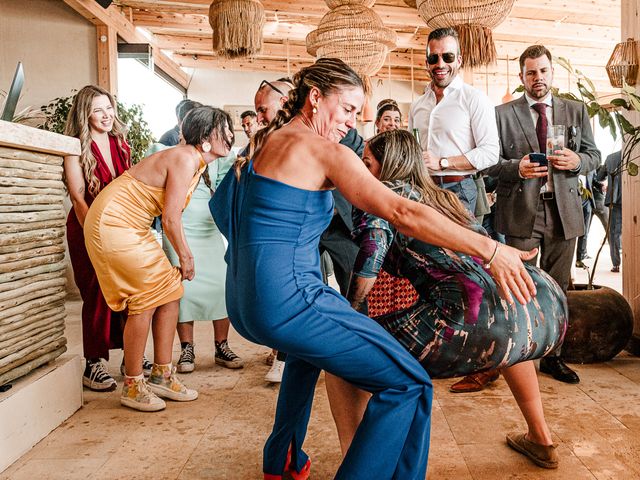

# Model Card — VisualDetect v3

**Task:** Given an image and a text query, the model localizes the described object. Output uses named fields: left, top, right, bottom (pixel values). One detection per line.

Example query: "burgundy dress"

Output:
left=66, top=135, right=131, bottom=360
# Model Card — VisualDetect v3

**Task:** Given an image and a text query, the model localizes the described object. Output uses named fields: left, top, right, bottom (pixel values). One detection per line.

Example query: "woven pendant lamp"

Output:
left=606, top=38, right=639, bottom=88
left=208, top=0, right=265, bottom=59
left=416, top=0, right=515, bottom=69
left=306, top=0, right=397, bottom=95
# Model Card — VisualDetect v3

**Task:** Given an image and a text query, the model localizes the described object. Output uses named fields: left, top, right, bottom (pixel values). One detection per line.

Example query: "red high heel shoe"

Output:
left=264, top=449, right=311, bottom=480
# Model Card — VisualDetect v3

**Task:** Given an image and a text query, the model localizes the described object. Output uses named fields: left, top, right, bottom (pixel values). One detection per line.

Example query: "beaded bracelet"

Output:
left=483, top=242, right=500, bottom=269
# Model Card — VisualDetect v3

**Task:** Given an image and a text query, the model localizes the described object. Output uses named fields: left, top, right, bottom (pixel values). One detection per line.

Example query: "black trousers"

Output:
left=319, top=215, right=359, bottom=296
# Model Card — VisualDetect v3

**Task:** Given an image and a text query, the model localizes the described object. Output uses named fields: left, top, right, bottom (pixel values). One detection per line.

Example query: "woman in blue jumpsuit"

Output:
left=210, top=58, right=538, bottom=480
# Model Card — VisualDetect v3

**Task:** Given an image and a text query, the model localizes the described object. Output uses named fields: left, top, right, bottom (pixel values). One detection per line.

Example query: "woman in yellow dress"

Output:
left=84, top=106, right=234, bottom=412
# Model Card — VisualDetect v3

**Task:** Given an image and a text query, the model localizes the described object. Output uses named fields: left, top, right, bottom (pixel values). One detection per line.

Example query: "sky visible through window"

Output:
left=117, top=58, right=184, bottom=140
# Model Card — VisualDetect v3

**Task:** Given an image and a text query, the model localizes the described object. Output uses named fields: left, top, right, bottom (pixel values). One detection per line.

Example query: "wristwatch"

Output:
left=439, top=157, right=450, bottom=170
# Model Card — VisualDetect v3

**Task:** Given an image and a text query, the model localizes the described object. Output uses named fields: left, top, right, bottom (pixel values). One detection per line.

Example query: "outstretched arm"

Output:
left=328, top=146, right=537, bottom=305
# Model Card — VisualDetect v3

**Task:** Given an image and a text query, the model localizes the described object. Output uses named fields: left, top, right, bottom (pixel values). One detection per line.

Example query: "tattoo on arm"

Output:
left=347, top=275, right=375, bottom=313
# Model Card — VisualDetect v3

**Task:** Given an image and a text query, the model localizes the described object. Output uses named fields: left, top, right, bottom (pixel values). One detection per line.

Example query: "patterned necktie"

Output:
left=532, top=103, right=548, bottom=154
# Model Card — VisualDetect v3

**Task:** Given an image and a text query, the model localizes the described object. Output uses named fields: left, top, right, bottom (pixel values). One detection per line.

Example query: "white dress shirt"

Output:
left=408, top=76, right=499, bottom=176
left=525, top=93, right=554, bottom=192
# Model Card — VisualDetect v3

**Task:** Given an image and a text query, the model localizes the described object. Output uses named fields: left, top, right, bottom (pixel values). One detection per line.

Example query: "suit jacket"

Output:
left=601, top=151, right=622, bottom=206
left=487, top=95, right=601, bottom=240
left=332, top=128, right=365, bottom=232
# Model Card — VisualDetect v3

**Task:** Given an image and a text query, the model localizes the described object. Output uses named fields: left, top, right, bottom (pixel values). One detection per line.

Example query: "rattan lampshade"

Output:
left=208, top=0, right=265, bottom=59
left=326, top=0, right=375, bottom=7
left=306, top=0, right=397, bottom=94
left=606, top=38, right=639, bottom=88
left=416, top=0, right=515, bottom=69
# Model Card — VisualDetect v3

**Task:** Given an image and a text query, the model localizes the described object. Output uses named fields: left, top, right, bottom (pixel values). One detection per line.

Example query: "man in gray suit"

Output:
left=490, top=45, right=600, bottom=384
left=598, top=151, right=622, bottom=272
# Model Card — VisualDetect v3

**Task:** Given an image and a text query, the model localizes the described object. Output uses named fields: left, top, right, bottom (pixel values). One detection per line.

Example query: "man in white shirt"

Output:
left=408, top=27, right=499, bottom=214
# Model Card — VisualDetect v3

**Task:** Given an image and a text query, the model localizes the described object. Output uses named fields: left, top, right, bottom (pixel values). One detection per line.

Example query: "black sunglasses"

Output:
left=259, top=79, right=286, bottom=97
left=427, top=52, right=457, bottom=65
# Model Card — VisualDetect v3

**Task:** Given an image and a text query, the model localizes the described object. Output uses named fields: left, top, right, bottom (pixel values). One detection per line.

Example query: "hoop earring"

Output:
left=202, top=141, right=212, bottom=153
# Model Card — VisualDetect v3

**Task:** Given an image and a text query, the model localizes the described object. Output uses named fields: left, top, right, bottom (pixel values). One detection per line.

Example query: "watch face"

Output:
left=440, top=158, right=449, bottom=169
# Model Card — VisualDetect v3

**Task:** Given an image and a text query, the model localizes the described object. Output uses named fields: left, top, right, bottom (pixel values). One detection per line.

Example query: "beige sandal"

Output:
left=506, top=432, right=558, bottom=469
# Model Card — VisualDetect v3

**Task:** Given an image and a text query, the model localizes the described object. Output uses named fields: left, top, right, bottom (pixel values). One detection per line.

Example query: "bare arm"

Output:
left=327, top=145, right=537, bottom=304
left=162, top=155, right=200, bottom=281
left=63, top=155, right=89, bottom=227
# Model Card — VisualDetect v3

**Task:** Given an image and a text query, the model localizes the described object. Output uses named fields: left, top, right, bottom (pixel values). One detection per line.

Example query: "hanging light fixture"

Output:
left=306, top=0, right=397, bottom=95
left=208, top=0, right=265, bottom=59
left=416, top=0, right=515, bottom=69
left=606, top=38, right=639, bottom=88
left=502, top=56, right=514, bottom=104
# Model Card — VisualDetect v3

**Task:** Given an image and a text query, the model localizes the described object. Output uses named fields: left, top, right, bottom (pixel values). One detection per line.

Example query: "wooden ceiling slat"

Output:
left=113, top=0, right=620, bottom=93
left=117, top=0, right=619, bottom=27
left=132, top=10, right=617, bottom=50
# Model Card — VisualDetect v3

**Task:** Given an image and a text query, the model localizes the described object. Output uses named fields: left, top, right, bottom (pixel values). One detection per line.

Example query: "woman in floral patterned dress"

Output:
left=333, top=129, right=567, bottom=469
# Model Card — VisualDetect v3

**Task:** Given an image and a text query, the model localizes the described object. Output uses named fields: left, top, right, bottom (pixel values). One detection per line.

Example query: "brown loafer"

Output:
left=506, top=432, right=558, bottom=469
left=449, top=370, right=500, bottom=393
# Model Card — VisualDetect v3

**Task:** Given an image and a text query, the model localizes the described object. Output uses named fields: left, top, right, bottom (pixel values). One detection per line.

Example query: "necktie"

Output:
left=532, top=103, right=547, bottom=154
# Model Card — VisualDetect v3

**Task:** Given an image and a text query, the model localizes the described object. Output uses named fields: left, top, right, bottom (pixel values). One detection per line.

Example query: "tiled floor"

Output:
left=2, top=231, right=636, bottom=479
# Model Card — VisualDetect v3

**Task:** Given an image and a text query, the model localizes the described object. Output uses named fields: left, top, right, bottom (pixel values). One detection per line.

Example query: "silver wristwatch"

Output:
left=439, top=157, right=450, bottom=170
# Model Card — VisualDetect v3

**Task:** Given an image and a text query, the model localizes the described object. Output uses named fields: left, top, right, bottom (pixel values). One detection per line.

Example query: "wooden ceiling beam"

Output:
left=154, top=33, right=613, bottom=73
left=157, top=35, right=428, bottom=69
left=117, top=0, right=619, bottom=27
left=131, top=10, right=617, bottom=50
left=173, top=54, right=431, bottom=82
left=63, top=0, right=190, bottom=89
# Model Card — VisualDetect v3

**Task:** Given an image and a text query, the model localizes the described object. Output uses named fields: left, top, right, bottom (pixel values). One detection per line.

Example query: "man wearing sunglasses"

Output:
left=408, top=27, right=499, bottom=216
left=254, top=78, right=294, bottom=126
left=488, top=44, right=600, bottom=386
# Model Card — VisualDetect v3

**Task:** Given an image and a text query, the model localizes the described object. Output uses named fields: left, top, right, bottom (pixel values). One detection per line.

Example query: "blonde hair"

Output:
left=235, top=58, right=364, bottom=178
left=367, top=129, right=474, bottom=227
left=64, top=85, right=128, bottom=198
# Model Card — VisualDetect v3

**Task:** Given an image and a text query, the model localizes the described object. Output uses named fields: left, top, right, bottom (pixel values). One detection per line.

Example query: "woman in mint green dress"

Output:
left=163, top=151, right=243, bottom=372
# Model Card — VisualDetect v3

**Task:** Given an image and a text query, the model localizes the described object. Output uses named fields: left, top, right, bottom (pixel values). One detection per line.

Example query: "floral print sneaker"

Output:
left=120, top=376, right=166, bottom=412
left=147, top=364, right=198, bottom=402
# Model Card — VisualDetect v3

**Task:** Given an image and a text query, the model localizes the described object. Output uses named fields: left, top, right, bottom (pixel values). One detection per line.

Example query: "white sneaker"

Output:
left=265, top=359, right=285, bottom=383
left=147, top=364, right=198, bottom=402
left=120, top=377, right=166, bottom=412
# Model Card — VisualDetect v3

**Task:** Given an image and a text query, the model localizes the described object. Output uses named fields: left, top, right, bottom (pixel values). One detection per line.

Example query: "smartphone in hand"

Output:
left=529, top=152, right=548, bottom=166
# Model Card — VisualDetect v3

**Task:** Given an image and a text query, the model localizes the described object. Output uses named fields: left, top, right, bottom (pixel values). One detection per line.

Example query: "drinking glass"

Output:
left=547, top=125, right=565, bottom=154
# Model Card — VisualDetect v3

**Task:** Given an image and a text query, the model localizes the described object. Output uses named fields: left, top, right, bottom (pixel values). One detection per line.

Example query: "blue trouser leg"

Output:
left=263, top=356, right=320, bottom=474
left=441, top=177, right=477, bottom=216
left=260, top=291, right=432, bottom=480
